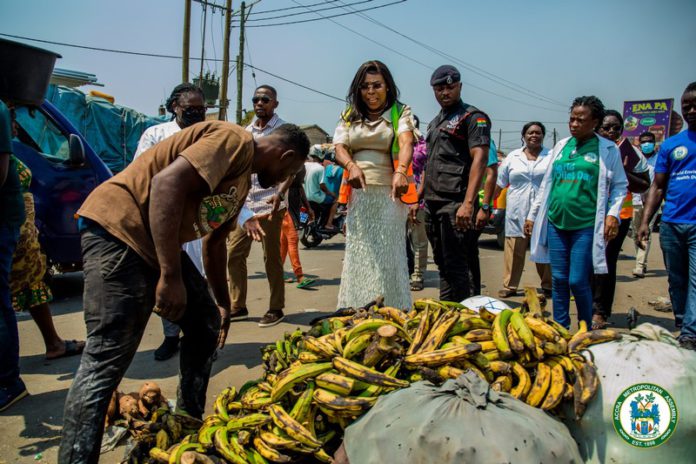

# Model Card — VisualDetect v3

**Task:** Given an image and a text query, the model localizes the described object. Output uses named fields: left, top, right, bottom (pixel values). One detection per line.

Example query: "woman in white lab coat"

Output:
left=496, top=122, right=552, bottom=299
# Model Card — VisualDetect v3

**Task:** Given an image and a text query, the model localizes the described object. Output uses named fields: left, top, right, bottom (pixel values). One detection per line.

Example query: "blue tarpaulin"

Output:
left=45, top=85, right=167, bottom=172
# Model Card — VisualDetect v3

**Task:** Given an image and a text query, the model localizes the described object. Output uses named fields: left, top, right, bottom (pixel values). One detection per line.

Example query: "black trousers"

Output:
left=59, top=227, right=219, bottom=464
left=425, top=201, right=481, bottom=302
left=591, top=218, right=632, bottom=319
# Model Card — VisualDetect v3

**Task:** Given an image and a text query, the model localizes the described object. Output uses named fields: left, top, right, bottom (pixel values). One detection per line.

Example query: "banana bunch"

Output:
left=142, top=291, right=620, bottom=463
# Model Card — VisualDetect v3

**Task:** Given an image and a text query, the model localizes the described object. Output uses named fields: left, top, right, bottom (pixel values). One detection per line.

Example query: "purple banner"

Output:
left=622, top=99, right=673, bottom=144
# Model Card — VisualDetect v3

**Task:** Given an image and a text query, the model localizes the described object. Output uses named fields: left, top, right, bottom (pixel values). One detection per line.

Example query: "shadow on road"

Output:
left=2, top=387, right=68, bottom=458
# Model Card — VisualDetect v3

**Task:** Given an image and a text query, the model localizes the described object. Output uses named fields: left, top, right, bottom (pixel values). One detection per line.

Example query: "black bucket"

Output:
left=0, top=38, right=61, bottom=106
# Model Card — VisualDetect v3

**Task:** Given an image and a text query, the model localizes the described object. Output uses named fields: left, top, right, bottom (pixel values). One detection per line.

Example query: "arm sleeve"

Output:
left=333, top=121, right=351, bottom=149
left=463, top=111, right=492, bottom=150
left=496, top=154, right=511, bottom=188
left=236, top=205, right=254, bottom=226
left=397, top=105, right=416, bottom=135
left=134, top=127, right=156, bottom=159
left=606, top=145, right=629, bottom=219
left=488, top=140, right=498, bottom=166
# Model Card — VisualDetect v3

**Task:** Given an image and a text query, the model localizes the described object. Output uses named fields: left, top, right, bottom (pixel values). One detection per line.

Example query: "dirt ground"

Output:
left=0, top=232, right=674, bottom=463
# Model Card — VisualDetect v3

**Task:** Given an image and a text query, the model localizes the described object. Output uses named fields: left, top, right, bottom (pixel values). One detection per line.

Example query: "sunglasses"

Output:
left=252, top=95, right=272, bottom=104
left=359, top=82, right=384, bottom=91
left=600, top=124, right=622, bottom=131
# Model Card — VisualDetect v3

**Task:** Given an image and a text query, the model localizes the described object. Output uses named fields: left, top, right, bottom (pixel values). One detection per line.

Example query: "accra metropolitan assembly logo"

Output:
left=613, top=383, right=678, bottom=448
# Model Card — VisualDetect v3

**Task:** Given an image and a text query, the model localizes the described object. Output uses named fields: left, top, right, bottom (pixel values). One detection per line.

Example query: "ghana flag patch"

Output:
left=476, top=117, right=488, bottom=127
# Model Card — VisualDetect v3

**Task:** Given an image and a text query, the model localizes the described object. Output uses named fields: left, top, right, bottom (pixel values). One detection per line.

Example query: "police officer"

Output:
left=424, top=65, right=492, bottom=301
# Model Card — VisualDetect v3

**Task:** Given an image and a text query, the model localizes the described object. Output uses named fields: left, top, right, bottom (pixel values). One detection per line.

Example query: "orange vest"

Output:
left=338, top=103, right=418, bottom=205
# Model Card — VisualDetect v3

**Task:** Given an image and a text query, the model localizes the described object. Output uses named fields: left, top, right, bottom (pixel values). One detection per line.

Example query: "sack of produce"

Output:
left=562, top=323, right=696, bottom=463
left=343, top=371, right=583, bottom=464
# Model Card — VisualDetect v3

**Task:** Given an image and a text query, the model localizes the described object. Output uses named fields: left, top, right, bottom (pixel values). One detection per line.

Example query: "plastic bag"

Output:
left=562, top=323, right=696, bottom=463
left=344, top=371, right=582, bottom=463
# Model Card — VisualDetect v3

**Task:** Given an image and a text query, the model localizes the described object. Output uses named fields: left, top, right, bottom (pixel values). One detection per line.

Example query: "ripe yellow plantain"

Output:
left=253, top=436, right=292, bottom=463
left=541, top=362, right=566, bottom=410
left=525, top=362, right=552, bottom=407
left=524, top=316, right=561, bottom=342
left=462, top=328, right=493, bottom=342
left=568, top=329, right=621, bottom=352
left=269, top=404, right=322, bottom=449
left=491, top=309, right=514, bottom=359
left=506, top=323, right=525, bottom=354
left=333, top=357, right=409, bottom=389
left=404, top=342, right=482, bottom=367
left=316, top=372, right=355, bottom=397
left=491, top=375, right=513, bottom=392
left=509, top=361, right=532, bottom=400
left=270, top=362, right=333, bottom=402
left=342, top=332, right=372, bottom=360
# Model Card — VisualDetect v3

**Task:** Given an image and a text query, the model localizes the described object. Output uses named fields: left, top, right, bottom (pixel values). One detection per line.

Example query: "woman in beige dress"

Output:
left=333, top=60, right=417, bottom=309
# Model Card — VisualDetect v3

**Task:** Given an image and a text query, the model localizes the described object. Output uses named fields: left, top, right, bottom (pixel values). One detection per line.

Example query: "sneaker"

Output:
left=678, top=337, right=696, bottom=351
left=632, top=268, right=645, bottom=278
left=259, top=310, right=285, bottom=328
left=154, top=336, right=180, bottom=361
left=229, top=307, right=249, bottom=322
left=0, top=379, right=29, bottom=412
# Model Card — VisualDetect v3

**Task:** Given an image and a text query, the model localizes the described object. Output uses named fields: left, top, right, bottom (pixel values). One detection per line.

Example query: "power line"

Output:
left=289, top=0, right=565, bottom=113
left=0, top=33, right=344, bottom=102
left=246, top=0, right=375, bottom=22
left=246, top=0, right=407, bottom=28
left=334, top=0, right=567, bottom=109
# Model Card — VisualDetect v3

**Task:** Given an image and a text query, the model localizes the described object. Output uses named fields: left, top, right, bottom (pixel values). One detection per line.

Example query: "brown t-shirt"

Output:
left=78, top=121, right=253, bottom=267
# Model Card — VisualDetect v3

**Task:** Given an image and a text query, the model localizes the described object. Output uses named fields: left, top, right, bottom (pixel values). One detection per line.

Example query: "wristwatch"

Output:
left=481, top=203, right=490, bottom=212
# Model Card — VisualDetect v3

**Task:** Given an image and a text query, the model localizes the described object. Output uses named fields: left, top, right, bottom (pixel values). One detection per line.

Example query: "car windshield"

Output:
left=13, top=106, right=70, bottom=163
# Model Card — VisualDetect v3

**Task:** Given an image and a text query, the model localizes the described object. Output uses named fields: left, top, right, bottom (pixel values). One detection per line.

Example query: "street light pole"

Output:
left=218, top=0, right=232, bottom=120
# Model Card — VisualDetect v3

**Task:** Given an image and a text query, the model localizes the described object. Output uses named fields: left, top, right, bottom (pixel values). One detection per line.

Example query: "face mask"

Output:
left=640, top=142, right=655, bottom=155
left=179, top=107, right=206, bottom=127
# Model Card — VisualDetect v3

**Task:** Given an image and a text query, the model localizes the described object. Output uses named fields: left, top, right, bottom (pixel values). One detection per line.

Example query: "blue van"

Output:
left=12, top=100, right=112, bottom=272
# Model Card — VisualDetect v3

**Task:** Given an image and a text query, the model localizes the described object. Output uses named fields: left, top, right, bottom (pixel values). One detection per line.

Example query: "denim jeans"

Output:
left=548, top=224, right=594, bottom=329
left=426, top=201, right=481, bottom=302
left=659, top=222, right=696, bottom=339
left=0, top=223, right=21, bottom=388
left=59, top=227, right=220, bottom=463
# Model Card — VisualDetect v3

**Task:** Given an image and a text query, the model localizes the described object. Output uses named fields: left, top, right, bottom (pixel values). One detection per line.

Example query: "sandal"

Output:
left=410, top=280, right=424, bottom=291
left=591, top=316, right=609, bottom=330
left=297, top=277, right=316, bottom=289
left=46, top=339, right=85, bottom=360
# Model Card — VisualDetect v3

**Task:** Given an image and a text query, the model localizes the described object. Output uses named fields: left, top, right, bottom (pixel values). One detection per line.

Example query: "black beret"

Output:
left=430, top=65, right=461, bottom=86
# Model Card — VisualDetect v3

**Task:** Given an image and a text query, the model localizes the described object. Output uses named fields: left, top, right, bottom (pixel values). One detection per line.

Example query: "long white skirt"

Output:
left=337, top=186, right=412, bottom=309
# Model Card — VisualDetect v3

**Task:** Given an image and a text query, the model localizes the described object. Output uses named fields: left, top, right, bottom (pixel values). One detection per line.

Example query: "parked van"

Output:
left=12, top=100, right=112, bottom=272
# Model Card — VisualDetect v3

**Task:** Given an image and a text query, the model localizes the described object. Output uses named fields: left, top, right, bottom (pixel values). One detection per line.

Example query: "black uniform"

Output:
left=424, top=100, right=491, bottom=301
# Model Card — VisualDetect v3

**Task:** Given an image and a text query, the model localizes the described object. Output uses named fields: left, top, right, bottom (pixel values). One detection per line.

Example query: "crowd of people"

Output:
left=1, top=52, right=695, bottom=462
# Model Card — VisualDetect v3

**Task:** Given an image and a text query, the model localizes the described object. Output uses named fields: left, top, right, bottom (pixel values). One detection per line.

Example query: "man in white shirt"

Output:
left=227, top=85, right=290, bottom=327
left=134, top=83, right=207, bottom=361
left=304, top=145, right=327, bottom=205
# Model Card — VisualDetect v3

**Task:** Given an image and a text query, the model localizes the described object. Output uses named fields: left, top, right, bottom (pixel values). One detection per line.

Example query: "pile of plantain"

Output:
left=147, top=290, right=621, bottom=464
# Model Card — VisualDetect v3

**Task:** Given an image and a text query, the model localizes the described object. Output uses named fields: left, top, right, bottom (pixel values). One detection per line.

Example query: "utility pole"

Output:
left=182, top=0, right=192, bottom=82
left=218, top=0, right=232, bottom=121
left=235, top=1, right=246, bottom=124
left=498, top=128, right=502, bottom=149
left=553, top=128, right=557, bottom=146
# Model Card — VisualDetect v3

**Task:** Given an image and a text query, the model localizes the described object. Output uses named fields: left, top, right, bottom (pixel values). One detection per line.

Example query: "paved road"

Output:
left=0, top=233, right=674, bottom=462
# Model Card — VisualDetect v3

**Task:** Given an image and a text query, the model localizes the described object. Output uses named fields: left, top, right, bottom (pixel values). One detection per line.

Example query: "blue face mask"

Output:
left=640, top=142, right=655, bottom=155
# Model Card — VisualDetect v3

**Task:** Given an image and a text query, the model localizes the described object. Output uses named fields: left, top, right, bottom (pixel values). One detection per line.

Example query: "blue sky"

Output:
left=3, top=0, right=695, bottom=151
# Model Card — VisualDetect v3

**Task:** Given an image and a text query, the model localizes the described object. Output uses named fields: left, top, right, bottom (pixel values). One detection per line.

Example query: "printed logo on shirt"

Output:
left=476, top=117, right=488, bottom=128
left=197, top=186, right=241, bottom=236
left=583, top=152, right=598, bottom=164
left=446, top=115, right=461, bottom=130
left=672, top=146, right=688, bottom=161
